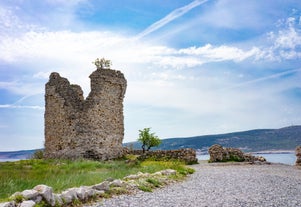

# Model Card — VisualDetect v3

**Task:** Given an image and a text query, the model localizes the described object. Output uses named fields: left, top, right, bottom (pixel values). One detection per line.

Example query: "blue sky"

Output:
left=0, top=0, right=301, bottom=151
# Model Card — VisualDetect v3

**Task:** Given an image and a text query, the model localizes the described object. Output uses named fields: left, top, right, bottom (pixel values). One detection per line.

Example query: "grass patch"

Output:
left=146, top=178, right=161, bottom=187
left=0, top=158, right=193, bottom=201
left=138, top=184, right=153, bottom=192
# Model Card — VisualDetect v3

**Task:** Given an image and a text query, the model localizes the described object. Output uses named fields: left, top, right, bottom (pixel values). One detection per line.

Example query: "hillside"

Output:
left=0, top=149, right=37, bottom=159
left=124, top=125, right=301, bottom=153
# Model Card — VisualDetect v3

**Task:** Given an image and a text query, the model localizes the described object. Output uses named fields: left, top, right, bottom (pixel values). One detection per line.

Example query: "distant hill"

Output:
left=0, top=149, right=38, bottom=160
left=124, top=125, right=301, bottom=153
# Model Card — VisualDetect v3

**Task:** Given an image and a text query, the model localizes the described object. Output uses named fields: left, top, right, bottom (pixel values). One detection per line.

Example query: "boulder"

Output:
left=20, top=190, right=39, bottom=200
left=19, top=201, right=35, bottom=207
left=92, top=181, right=110, bottom=191
left=53, top=194, right=63, bottom=206
left=60, top=188, right=78, bottom=204
left=75, top=187, right=95, bottom=201
left=0, top=202, right=15, bottom=207
left=33, top=184, right=55, bottom=206
left=110, top=179, right=124, bottom=188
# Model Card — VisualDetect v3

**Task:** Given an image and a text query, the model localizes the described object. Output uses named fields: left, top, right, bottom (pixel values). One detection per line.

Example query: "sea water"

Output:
left=197, top=153, right=296, bottom=165
left=0, top=158, right=21, bottom=162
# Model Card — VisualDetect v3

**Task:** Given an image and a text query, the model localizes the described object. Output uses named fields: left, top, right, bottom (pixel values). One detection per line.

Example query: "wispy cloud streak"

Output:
left=227, top=68, right=301, bottom=90
left=0, top=104, right=44, bottom=110
left=135, top=0, right=209, bottom=39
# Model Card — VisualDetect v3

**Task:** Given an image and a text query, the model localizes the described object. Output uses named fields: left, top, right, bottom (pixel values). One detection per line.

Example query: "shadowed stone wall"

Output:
left=44, top=68, right=127, bottom=160
left=295, top=146, right=301, bottom=166
left=125, top=148, right=198, bottom=164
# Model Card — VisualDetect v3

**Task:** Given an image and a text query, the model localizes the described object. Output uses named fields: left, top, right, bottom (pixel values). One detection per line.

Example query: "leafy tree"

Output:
left=138, top=128, right=162, bottom=153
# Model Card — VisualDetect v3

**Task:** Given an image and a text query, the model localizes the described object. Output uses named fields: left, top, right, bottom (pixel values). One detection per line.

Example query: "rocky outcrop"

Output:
left=126, top=148, right=198, bottom=164
left=295, top=146, right=301, bottom=166
left=2, top=169, right=177, bottom=207
left=208, top=144, right=266, bottom=163
left=44, top=68, right=127, bottom=160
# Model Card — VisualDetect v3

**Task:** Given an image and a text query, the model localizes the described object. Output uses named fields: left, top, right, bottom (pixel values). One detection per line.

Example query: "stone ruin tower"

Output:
left=44, top=68, right=127, bottom=160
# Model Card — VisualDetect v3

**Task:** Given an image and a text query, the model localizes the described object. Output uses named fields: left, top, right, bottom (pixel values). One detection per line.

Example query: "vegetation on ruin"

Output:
left=93, top=57, right=111, bottom=69
left=0, top=157, right=193, bottom=201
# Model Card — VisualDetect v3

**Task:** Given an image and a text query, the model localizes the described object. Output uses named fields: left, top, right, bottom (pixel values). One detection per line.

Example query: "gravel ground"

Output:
left=88, top=162, right=301, bottom=207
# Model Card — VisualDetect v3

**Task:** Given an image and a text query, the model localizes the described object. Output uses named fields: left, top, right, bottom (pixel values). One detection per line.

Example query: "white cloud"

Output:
left=0, top=30, right=261, bottom=71
left=0, top=25, right=300, bottom=103
left=274, top=24, right=301, bottom=49
left=264, top=17, right=301, bottom=60
left=33, top=71, right=52, bottom=79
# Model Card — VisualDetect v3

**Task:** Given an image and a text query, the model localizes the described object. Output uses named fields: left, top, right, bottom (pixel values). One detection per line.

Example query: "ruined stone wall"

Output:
left=125, top=148, right=198, bottom=164
left=44, top=69, right=127, bottom=160
left=295, top=146, right=301, bottom=166
left=208, top=144, right=266, bottom=163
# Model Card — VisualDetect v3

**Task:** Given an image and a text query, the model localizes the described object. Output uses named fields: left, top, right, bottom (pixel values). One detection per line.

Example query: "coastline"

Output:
left=251, top=150, right=295, bottom=154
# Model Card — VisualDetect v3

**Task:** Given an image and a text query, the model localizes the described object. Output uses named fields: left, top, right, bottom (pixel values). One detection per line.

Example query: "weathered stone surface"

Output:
left=33, top=184, right=54, bottom=205
left=133, top=148, right=198, bottom=164
left=124, top=172, right=151, bottom=180
left=19, top=200, right=35, bottom=207
left=0, top=202, right=15, bottom=207
left=94, top=190, right=105, bottom=196
left=92, top=181, right=110, bottom=191
left=60, top=188, right=78, bottom=204
left=53, top=194, right=63, bottom=206
left=208, top=144, right=226, bottom=162
left=110, top=179, right=124, bottom=187
left=160, top=169, right=177, bottom=176
left=20, top=190, right=39, bottom=200
left=74, top=187, right=96, bottom=201
left=124, top=174, right=141, bottom=180
left=44, top=68, right=127, bottom=160
left=295, top=146, right=301, bottom=166
left=208, top=144, right=266, bottom=163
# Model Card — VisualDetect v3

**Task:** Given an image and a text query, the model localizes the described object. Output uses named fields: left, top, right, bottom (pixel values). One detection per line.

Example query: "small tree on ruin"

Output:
left=93, top=58, right=111, bottom=69
left=138, top=128, right=162, bottom=153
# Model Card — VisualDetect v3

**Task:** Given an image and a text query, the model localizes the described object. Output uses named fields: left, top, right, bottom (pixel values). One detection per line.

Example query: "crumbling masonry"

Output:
left=44, top=68, right=127, bottom=160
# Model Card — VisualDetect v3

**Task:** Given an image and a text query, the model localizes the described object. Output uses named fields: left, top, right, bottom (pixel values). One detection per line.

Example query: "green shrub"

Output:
left=31, top=150, right=44, bottom=159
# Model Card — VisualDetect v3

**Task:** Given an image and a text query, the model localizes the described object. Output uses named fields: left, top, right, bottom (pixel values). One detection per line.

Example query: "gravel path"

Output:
left=89, top=162, right=301, bottom=207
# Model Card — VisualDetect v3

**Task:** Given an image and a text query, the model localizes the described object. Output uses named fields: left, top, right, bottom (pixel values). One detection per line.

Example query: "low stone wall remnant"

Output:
left=295, top=146, right=301, bottom=166
left=126, top=148, right=198, bottom=164
left=208, top=144, right=266, bottom=163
